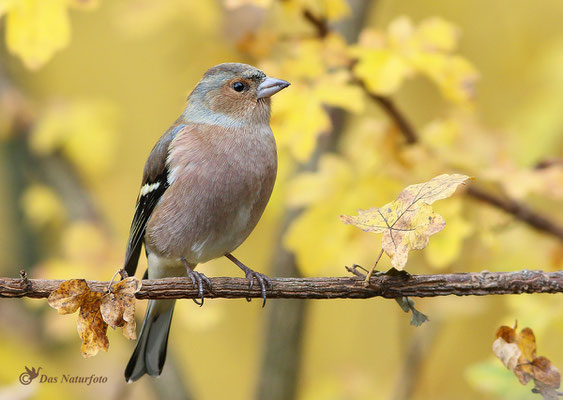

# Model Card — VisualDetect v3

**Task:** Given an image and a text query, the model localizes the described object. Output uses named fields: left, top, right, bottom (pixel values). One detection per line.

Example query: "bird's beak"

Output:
left=257, top=77, right=290, bottom=99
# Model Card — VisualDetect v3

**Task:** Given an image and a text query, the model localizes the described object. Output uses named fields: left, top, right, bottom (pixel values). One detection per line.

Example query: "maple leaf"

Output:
left=493, top=322, right=561, bottom=397
left=340, top=173, right=471, bottom=270
left=100, top=277, right=142, bottom=340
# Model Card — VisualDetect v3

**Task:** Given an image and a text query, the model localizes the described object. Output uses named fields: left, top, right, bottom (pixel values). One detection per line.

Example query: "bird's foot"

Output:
left=225, top=253, right=272, bottom=307
left=106, top=268, right=128, bottom=293
left=182, top=260, right=212, bottom=306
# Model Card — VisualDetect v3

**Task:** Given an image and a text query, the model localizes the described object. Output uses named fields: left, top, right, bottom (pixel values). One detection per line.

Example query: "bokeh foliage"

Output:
left=0, top=0, right=562, bottom=399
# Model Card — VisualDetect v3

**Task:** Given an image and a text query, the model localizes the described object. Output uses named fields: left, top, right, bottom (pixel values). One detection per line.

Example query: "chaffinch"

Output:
left=123, top=63, right=289, bottom=382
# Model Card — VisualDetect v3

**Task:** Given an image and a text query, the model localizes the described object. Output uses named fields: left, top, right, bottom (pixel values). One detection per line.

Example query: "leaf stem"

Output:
left=365, top=248, right=385, bottom=283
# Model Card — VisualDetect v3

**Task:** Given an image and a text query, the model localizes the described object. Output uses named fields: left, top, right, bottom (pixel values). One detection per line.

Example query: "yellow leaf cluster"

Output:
left=0, top=0, right=97, bottom=70
left=352, top=16, right=479, bottom=105
left=266, top=34, right=364, bottom=161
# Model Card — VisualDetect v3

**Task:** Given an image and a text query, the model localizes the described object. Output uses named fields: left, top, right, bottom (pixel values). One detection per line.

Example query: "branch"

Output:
left=466, top=186, right=563, bottom=240
left=1, top=270, right=562, bottom=300
left=364, top=88, right=418, bottom=144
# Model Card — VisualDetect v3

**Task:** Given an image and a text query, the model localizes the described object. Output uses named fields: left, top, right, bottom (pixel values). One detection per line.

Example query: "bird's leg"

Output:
left=225, top=253, right=272, bottom=307
left=182, top=259, right=212, bottom=307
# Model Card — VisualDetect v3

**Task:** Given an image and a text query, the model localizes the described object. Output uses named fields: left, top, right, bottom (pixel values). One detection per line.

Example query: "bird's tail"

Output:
left=125, top=299, right=176, bottom=382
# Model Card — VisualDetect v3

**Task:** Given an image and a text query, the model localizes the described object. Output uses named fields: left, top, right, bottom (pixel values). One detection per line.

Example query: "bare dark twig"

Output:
left=303, top=9, right=329, bottom=38
left=466, top=186, right=563, bottom=240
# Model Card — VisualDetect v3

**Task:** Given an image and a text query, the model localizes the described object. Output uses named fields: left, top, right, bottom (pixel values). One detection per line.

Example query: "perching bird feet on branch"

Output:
left=225, top=253, right=272, bottom=307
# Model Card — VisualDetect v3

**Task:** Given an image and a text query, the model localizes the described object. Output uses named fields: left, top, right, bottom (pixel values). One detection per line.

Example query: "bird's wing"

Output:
left=123, top=123, right=186, bottom=277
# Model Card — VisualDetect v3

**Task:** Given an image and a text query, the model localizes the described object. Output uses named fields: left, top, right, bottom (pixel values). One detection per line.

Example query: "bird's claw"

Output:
left=244, top=270, right=272, bottom=307
left=186, top=269, right=212, bottom=306
left=225, top=253, right=271, bottom=307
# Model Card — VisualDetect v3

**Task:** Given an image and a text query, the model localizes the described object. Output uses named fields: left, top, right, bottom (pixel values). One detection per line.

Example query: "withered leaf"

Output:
left=492, top=336, right=521, bottom=372
left=493, top=323, right=561, bottom=394
left=340, top=174, right=471, bottom=269
left=100, top=277, right=141, bottom=340
left=532, top=357, right=562, bottom=389
left=77, top=292, right=109, bottom=358
left=48, top=279, right=90, bottom=314
left=48, top=279, right=109, bottom=358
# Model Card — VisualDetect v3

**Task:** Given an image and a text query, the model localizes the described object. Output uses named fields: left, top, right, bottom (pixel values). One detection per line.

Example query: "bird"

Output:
left=122, top=63, right=289, bottom=382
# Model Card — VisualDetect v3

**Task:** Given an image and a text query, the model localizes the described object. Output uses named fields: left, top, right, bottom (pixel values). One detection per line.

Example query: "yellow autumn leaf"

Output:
left=340, top=174, right=471, bottom=270
left=287, top=154, right=353, bottom=208
left=352, top=16, right=478, bottom=103
left=272, top=82, right=331, bottom=162
left=4, top=0, right=70, bottom=70
left=314, top=72, right=365, bottom=114
left=283, top=39, right=327, bottom=80
left=353, top=48, right=412, bottom=95
left=415, top=17, right=459, bottom=52
left=413, top=53, right=479, bottom=105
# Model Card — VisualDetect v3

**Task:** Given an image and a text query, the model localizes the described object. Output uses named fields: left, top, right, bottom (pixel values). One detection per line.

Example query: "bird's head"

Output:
left=183, top=63, right=290, bottom=127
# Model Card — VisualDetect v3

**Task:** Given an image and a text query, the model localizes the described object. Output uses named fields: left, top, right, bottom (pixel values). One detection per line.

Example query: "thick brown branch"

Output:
left=1, top=270, right=562, bottom=300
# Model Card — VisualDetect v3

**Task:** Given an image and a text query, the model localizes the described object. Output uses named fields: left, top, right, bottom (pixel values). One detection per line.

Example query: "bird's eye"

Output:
left=232, top=81, right=245, bottom=92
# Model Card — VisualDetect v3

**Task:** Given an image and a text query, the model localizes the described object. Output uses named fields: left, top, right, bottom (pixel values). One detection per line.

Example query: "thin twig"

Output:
left=1, top=270, right=562, bottom=300
left=367, top=91, right=418, bottom=144
left=466, top=186, right=563, bottom=240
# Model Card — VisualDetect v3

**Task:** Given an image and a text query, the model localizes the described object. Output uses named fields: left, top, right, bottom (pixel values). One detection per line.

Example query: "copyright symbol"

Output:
left=19, top=373, right=32, bottom=385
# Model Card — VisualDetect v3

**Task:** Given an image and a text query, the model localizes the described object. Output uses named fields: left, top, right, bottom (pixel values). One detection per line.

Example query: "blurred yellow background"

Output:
left=0, top=1, right=562, bottom=399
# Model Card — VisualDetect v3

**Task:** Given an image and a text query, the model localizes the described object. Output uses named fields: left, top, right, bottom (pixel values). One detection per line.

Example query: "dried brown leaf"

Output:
left=493, top=323, right=561, bottom=393
left=492, top=337, right=521, bottom=372
left=47, top=279, right=90, bottom=314
left=531, top=357, right=561, bottom=389
left=100, top=277, right=141, bottom=340
left=77, top=292, right=109, bottom=358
